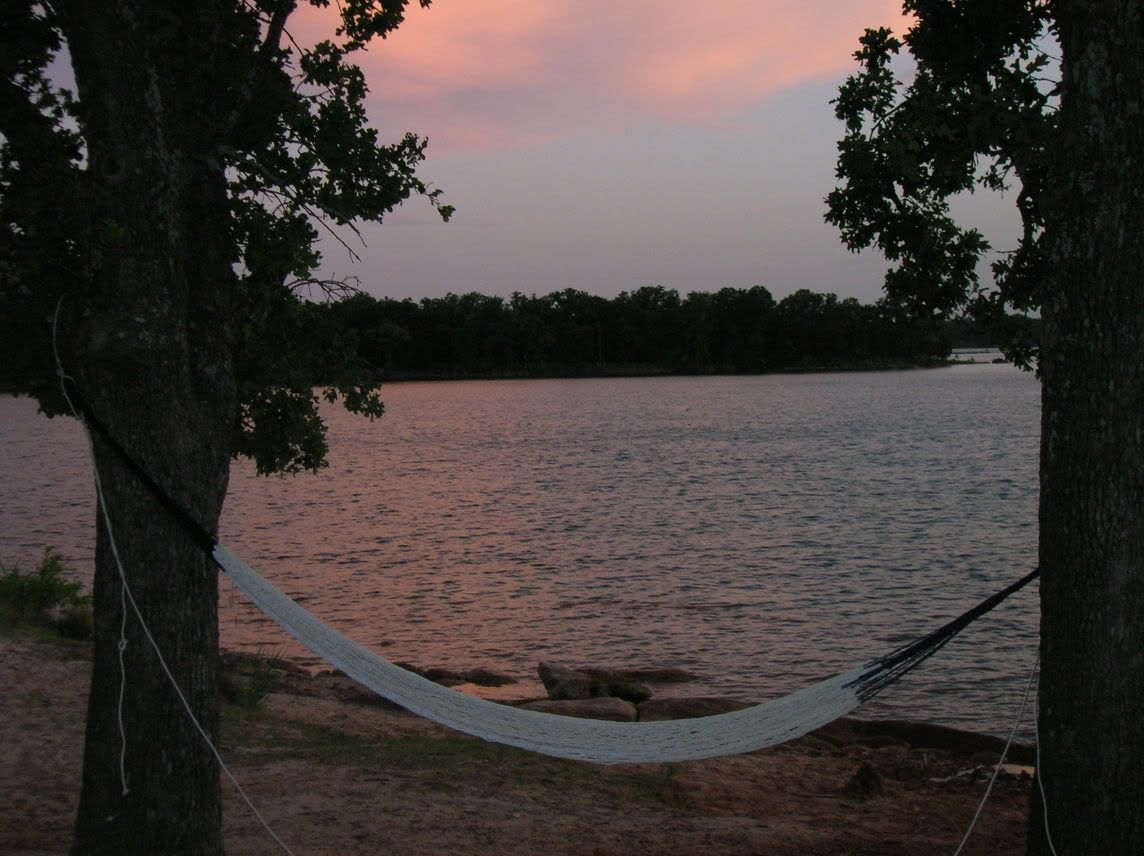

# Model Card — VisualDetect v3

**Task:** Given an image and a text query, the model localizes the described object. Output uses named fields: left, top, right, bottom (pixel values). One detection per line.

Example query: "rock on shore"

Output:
left=220, top=650, right=1034, bottom=766
left=536, top=661, right=666, bottom=704
left=520, top=697, right=638, bottom=722
left=2, top=632, right=1034, bottom=856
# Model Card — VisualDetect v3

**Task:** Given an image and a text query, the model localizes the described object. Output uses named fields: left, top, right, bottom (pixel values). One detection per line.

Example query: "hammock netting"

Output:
left=66, top=382, right=1039, bottom=765
left=213, top=543, right=1038, bottom=764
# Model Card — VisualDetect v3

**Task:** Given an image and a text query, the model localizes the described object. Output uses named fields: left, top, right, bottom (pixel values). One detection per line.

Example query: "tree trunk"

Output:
left=1033, top=1, right=1144, bottom=852
left=63, top=4, right=236, bottom=854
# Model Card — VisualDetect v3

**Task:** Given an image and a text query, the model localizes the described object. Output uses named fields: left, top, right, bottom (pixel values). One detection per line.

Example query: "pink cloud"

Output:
left=293, top=1, right=908, bottom=152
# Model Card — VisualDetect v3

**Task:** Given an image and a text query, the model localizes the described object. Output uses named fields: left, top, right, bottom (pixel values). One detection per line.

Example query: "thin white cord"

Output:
left=113, top=490, right=130, bottom=796
left=1034, top=689, right=1059, bottom=856
left=52, top=299, right=297, bottom=856
left=49, top=301, right=131, bottom=795
left=117, top=614, right=129, bottom=792
left=952, top=647, right=1040, bottom=855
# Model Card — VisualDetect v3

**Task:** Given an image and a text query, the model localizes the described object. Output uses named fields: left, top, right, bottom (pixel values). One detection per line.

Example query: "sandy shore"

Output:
left=1, top=631, right=1031, bottom=855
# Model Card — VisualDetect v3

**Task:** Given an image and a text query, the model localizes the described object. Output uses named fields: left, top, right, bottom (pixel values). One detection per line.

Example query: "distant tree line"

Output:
left=299, top=285, right=956, bottom=380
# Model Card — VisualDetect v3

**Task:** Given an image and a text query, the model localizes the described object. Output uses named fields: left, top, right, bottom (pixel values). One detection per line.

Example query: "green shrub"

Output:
left=0, top=549, right=90, bottom=629
left=221, top=650, right=283, bottom=710
left=55, top=603, right=95, bottom=639
left=237, top=655, right=278, bottom=710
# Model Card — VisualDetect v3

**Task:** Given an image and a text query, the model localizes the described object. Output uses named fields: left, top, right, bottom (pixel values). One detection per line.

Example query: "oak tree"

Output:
left=828, top=1, right=1142, bottom=851
left=1, top=2, right=449, bottom=853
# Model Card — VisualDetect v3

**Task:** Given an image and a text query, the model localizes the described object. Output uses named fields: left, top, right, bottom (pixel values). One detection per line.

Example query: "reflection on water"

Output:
left=0, top=365, right=1040, bottom=736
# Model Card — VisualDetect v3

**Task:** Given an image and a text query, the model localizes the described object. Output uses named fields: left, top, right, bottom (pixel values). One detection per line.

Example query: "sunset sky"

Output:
left=299, top=0, right=1018, bottom=304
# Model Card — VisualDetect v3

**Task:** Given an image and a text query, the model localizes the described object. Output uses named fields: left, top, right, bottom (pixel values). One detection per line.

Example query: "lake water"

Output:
left=0, top=365, right=1041, bottom=737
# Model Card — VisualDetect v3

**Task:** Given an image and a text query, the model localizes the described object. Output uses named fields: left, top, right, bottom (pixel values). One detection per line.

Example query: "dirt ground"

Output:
left=0, top=631, right=1031, bottom=855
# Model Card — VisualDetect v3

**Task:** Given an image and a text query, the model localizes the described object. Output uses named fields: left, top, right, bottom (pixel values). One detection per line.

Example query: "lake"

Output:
left=0, top=364, right=1041, bottom=737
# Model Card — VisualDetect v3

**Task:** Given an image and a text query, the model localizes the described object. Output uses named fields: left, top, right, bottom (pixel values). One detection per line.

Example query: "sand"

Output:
left=0, top=631, right=1031, bottom=855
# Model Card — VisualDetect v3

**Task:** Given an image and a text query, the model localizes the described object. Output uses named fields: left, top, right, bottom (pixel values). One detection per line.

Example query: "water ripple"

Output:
left=0, top=366, right=1040, bottom=736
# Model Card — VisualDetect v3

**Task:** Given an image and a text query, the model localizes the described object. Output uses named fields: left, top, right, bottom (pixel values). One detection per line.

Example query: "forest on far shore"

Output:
left=261, top=284, right=1034, bottom=383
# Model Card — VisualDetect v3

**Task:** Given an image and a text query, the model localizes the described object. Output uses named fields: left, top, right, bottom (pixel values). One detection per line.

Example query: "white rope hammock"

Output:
left=214, top=543, right=1034, bottom=765
left=51, top=308, right=1050, bottom=856
left=48, top=322, right=1037, bottom=767
left=215, top=544, right=865, bottom=763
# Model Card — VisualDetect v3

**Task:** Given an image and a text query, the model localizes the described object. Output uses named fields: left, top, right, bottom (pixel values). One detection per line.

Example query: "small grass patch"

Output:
left=220, top=704, right=689, bottom=809
left=0, top=549, right=92, bottom=639
left=220, top=705, right=388, bottom=764
left=0, top=615, right=93, bottom=658
left=221, top=649, right=285, bottom=711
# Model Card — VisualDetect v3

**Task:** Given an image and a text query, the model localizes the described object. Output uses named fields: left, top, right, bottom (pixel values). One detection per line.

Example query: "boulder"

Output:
left=464, top=667, right=518, bottom=688
left=419, top=667, right=466, bottom=686
left=584, top=666, right=698, bottom=685
left=808, top=718, right=865, bottom=748
left=595, top=680, right=653, bottom=704
left=537, top=662, right=593, bottom=700
left=539, top=662, right=654, bottom=702
left=396, top=663, right=518, bottom=688
left=637, top=696, right=752, bottom=721
left=521, top=697, right=639, bottom=722
left=810, top=717, right=1035, bottom=766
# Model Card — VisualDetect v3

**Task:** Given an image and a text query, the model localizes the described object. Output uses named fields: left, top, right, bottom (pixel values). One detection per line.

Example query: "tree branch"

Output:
left=260, top=0, right=294, bottom=63
left=0, top=78, right=78, bottom=186
left=285, top=274, right=362, bottom=301
left=220, top=0, right=297, bottom=144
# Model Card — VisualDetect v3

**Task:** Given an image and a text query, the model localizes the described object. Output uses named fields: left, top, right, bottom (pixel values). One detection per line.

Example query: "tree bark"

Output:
left=62, top=3, right=237, bottom=854
left=1033, top=1, right=1144, bottom=852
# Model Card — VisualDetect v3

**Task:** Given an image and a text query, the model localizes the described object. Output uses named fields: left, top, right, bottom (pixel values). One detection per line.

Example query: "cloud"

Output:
left=294, top=1, right=908, bottom=152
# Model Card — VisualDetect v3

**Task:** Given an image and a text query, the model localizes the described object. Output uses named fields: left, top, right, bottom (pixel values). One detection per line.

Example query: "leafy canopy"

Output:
left=826, top=0, right=1057, bottom=369
left=0, top=0, right=452, bottom=473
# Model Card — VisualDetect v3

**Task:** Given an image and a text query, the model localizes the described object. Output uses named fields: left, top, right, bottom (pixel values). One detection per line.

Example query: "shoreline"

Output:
left=327, top=358, right=956, bottom=386
left=220, top=649, right=1036, bottom=766
left=3, top=357, right=983, bottom=398
left=2, top=630, right=1033, bottom=855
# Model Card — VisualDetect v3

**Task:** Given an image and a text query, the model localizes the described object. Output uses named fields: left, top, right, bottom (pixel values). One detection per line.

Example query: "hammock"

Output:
left=64, top=381, right=1040, bottom=765
left=214, top=542, right=1037, bottom=764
